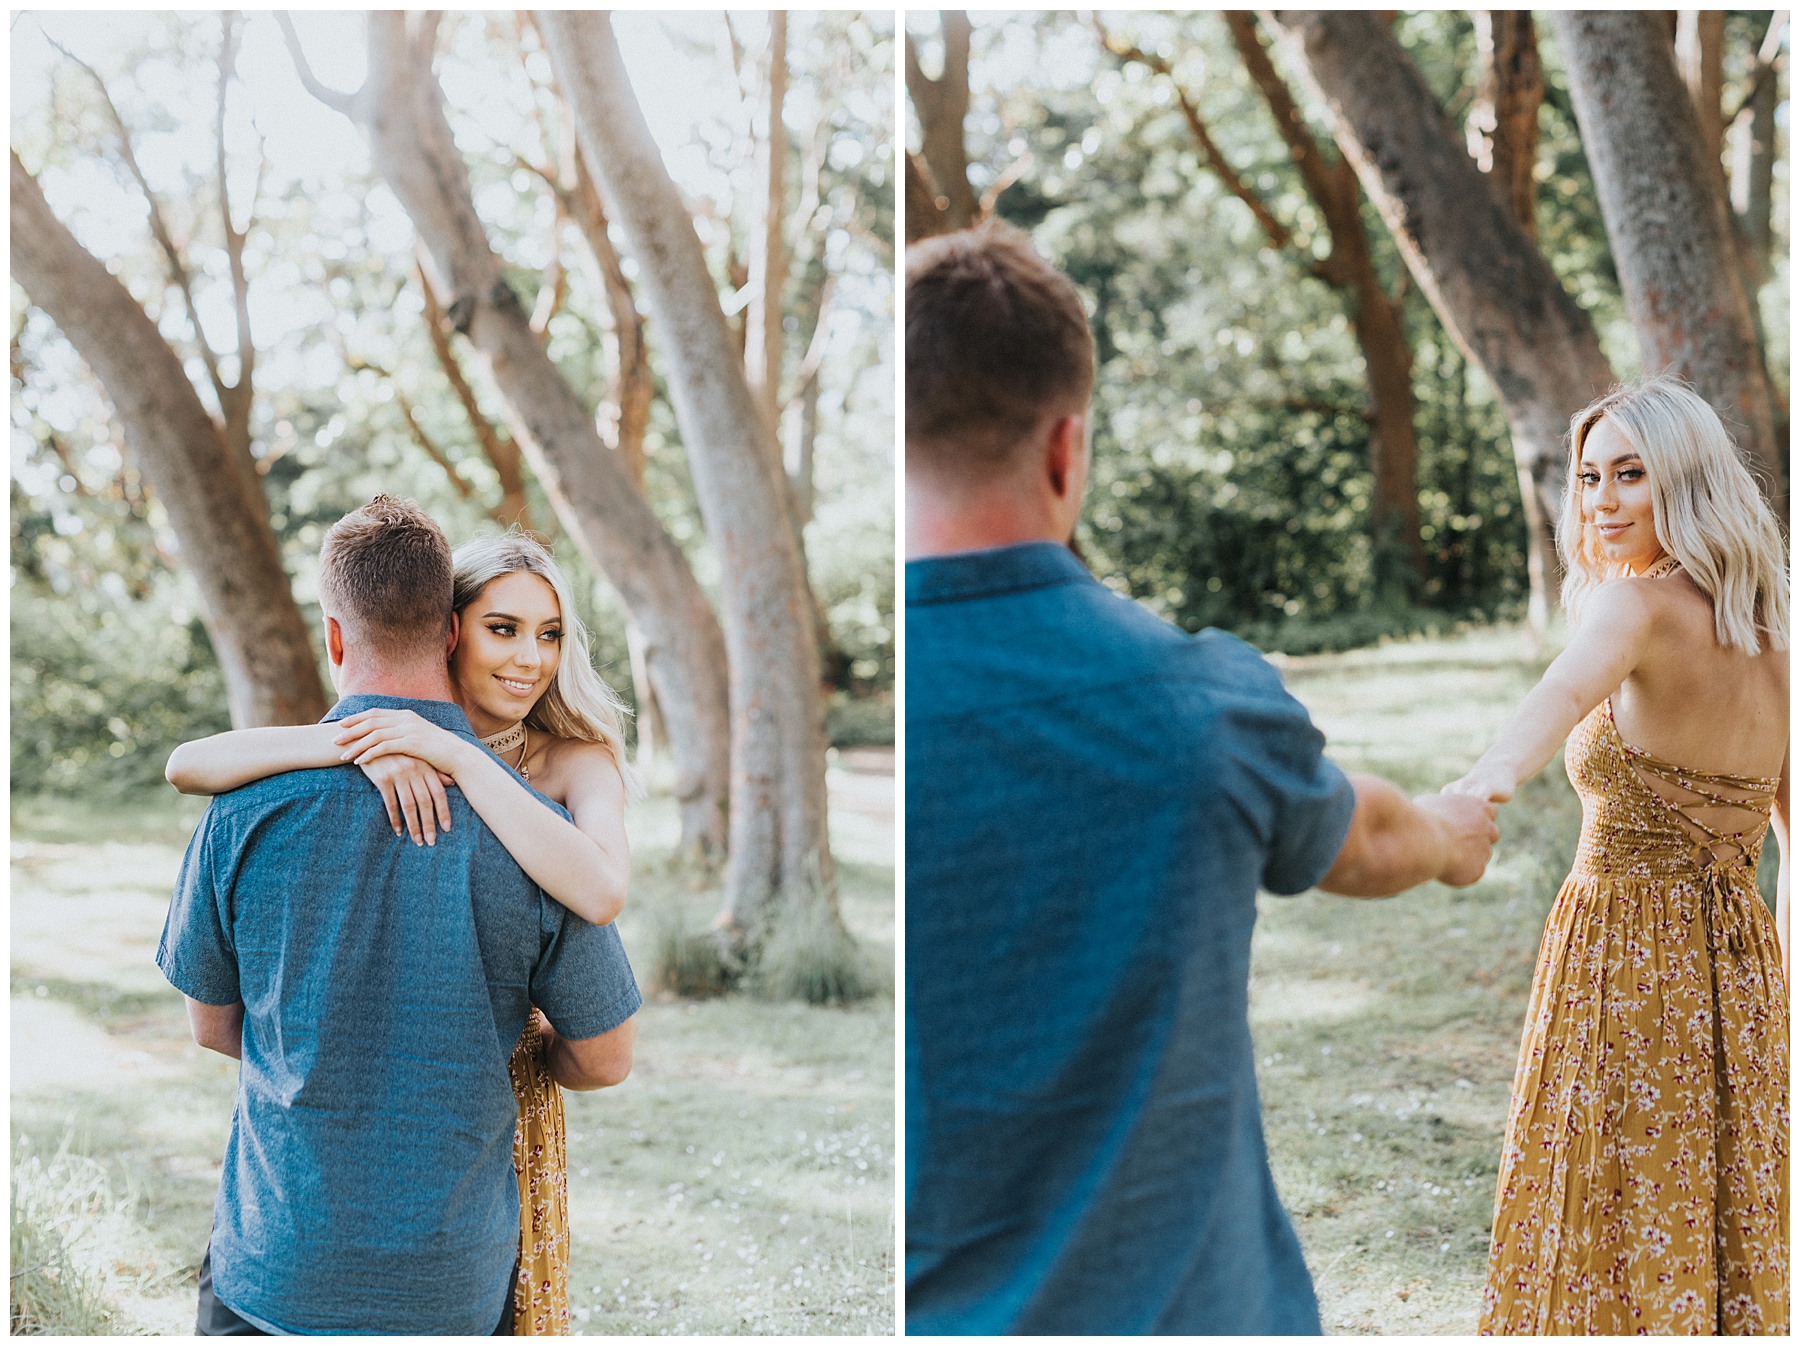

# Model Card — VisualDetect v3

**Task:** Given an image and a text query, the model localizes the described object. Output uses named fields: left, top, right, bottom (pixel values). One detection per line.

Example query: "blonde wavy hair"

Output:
left=452, top=531, right=642, bottom=800
left=1558, top=375, right=1787, bottom=656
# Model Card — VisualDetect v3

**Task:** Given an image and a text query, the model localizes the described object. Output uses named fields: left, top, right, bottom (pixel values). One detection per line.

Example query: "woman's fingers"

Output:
left=426, top=771, right=453, bottom=836
left=411, top=775, right=439, bottom=846
left=396, top=774, right=426, bottom=845
left=377, top=775, right=404, bottom=837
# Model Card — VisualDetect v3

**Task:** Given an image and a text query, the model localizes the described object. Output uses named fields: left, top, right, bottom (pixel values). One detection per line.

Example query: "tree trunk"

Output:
left=1552, top=11, right=1784, bottom=512
left=1265, top=11, right=1619, bottom=634
left=537, top=11, right=838, bottom=937
left=568, top=149, right=653, bottom=488
left=745, top=12, right=789, bottom=442
left=1728, top=16, right=1786, bottom=457
left=415, top=266, right=535, bottom=533
left=905, top=12, right=979, bottom=231
left=1222, top=13, right=1422, bottom=584
left=564, top=150, right=663, bottom=768
left=282, top=12, right=731, bottom=858
left=905, top=151, right=952, bottom=243
left=1675, top=11, right=1727, bottom=195
left=1729, top=17, right=1784, bottom=297
left=1468, top=12, right=1543, bottom=240
left=12, top=151, right=328, bottom=728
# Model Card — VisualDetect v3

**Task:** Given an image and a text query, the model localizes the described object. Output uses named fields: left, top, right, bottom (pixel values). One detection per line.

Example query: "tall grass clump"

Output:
left=753, top=883, right=878, bottom=1006
left=10, top=1135, right=119, bottom=1335
left=648, top=895, right=735, bottom=999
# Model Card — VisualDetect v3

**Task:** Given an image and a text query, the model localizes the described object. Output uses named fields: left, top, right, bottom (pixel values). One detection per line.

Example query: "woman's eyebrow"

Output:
left=481, top=609, right=561, bottom=624
left=1580, top=452, right=1644, bottom=468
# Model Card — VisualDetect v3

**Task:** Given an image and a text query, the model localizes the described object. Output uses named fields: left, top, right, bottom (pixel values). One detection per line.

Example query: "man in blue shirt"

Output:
left=157, top=497, right=640, bottom=1334
left=905, top=226, right=1499, bottom=1333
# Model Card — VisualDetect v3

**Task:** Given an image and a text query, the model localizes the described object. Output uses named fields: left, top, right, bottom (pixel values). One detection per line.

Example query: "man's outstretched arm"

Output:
left=541, top=1014, right=636, bottom=1091
left=1317, top=773, right=1498, bottom=897
left=186, top=996, right=245, bottom=1059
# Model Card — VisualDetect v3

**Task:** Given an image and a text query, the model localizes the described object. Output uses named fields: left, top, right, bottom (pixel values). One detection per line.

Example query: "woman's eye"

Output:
left=541, top=630, right=563, bottom=643
left=488, top=624, right=515, bottom=637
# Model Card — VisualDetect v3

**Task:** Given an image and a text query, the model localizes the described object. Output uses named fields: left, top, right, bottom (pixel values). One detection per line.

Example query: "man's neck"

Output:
left=906, top=485, right=1070, bottom=560
left=335, top=667, right=456, bottom=703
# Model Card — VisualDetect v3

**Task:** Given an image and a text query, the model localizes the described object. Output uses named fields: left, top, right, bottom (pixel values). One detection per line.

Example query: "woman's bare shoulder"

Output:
left=531, top=734, right=625, bottom=795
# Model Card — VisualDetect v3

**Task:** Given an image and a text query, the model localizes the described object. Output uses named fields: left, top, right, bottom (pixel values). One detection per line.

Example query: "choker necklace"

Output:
left=1639, top=554, right=1683, bottom=580
left=480, top=722, right=529, bottom=781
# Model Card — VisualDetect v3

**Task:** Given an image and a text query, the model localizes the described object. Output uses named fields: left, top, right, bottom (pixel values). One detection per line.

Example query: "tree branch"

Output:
left=216, top=14, right=259, bottom=460
left=415, top=261, right=525, bottom=479
left=1224, top=13, right=1350, bottom=222
left=49, top=31, right=227, bottom=408
left=1095, top=20, right=1300, bottom=259
left=273, top=11, right=362, bottom=115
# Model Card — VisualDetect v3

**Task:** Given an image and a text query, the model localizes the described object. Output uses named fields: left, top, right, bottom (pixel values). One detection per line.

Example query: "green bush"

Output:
left=825, top=692, right=894, bottom=748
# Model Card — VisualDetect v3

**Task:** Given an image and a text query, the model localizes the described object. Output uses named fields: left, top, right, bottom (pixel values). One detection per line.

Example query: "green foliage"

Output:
left=825, top=692, right=894, bottom=748
left=927, top=11, right=1786, bottom=651
left=10, top=482, right=234, bottom=798
left=13, top=12, right=893, bottom=796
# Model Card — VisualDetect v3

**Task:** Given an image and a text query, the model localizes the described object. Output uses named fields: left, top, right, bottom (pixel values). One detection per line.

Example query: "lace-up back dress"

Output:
left=1479, top=699, right=1788, bottom=1334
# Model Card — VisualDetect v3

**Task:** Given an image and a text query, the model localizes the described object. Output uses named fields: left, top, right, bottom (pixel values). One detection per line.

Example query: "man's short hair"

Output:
left=906, top=220, right=1095, bottom=476
left=317, top=496, right=453, bottom=662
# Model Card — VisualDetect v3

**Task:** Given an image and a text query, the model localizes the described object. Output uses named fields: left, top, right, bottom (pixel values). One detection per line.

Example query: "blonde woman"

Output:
left=1443, top=378, right=1788, bottom=1334
left=166, top=531, right=638, bottom=1335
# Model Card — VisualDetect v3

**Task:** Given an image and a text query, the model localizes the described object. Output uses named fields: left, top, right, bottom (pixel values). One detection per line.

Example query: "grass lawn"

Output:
left=10, top=779, right=895, bottom=1336
left=1249, top=624, right=1779, bottom=1335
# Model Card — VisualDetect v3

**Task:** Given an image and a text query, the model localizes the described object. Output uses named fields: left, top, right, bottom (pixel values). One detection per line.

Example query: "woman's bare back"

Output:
left=1610, top=571, right=1788, bottom=783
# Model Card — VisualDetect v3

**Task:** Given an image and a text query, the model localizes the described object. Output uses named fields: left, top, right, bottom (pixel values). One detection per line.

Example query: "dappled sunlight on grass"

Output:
left=1253, top=622, right=1581, bottom=1334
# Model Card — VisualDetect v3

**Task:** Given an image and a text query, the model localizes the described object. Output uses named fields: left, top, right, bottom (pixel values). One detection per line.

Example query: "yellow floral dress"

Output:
left=1480, top=700, right=1788, bottom=1334
left=507, top=1010, right=570, bottom=1335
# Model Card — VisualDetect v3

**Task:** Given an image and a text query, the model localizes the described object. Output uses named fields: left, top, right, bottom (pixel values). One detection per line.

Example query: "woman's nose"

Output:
left=515, top=641, right=541, bottom=668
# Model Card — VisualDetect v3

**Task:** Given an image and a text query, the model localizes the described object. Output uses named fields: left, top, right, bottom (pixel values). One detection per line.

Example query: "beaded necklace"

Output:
left=480, top=721, right=529, bottom=781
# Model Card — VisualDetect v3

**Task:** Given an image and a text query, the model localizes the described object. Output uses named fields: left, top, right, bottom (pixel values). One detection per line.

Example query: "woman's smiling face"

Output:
left=451, top=570, right=563, bottom=737
left=1579, top=416, right=1664, bottom=574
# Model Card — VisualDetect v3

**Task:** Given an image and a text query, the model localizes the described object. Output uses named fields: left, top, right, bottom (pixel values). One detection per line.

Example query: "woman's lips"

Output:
left=497, top=676, right=536, bottom=695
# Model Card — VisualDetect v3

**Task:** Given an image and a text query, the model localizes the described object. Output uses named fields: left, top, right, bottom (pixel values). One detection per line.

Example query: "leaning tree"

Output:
left=279, top=10, right=734, bottom=858
left=535, top=10, right=846, bottom=946
left=1553, top=11, right=1785, bottom=515
left=1264, top=10, right=1619, bottom=637
left=11, top=20, right=328, bottom=730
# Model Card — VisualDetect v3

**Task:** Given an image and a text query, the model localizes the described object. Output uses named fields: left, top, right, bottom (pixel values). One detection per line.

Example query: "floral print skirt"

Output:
left=507, top=1009, right=571, bottom=1336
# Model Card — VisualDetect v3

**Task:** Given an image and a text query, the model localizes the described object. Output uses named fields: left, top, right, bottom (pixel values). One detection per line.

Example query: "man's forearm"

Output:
left=1318, top=775, right=1446, bottom=898
left=542, top=1016, right=635, bottom=1091
left=186, top=997, right=245, bottom=1059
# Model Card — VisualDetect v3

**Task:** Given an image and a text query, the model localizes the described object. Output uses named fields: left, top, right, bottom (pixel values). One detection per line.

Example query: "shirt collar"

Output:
left=322, top=694, right=475, bottom=736
left=905, top=540, right=1095, bottom=606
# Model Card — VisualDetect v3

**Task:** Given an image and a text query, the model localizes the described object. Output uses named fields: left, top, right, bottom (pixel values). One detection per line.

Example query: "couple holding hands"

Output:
left=905, top=226, right=1787, bottom=1334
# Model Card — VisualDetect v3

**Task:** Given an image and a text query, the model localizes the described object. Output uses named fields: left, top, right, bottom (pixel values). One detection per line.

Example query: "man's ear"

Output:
left=324, top=615, right=346, bottom=668
left=446, top=610, right=461, bottom=660
left=1044, top=414, right=1085, bottom=501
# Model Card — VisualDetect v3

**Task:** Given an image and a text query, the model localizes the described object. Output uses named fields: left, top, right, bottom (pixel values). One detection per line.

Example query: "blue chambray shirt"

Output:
left=905, top=542, right=1355, bottom=1335
left=157, top=694, right=640, bottom=1335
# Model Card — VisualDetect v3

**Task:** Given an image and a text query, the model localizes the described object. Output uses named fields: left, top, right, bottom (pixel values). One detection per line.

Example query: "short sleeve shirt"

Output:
left=157, top=695, right=641, bottom=1335
left=905, top=543, right=1354, bottom=1335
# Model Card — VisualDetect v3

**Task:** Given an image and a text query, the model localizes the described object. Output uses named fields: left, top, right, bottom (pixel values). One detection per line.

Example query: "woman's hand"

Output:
left=334, top=709, right=472, bottom=777
left=360, top=754, right=456, bottom=846
left=1443, top=768, right=1516, bottom=805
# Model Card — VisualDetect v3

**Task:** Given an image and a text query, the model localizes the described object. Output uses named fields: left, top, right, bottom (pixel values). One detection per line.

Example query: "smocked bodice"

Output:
left=1567, top=699, right=1776, bottom=881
